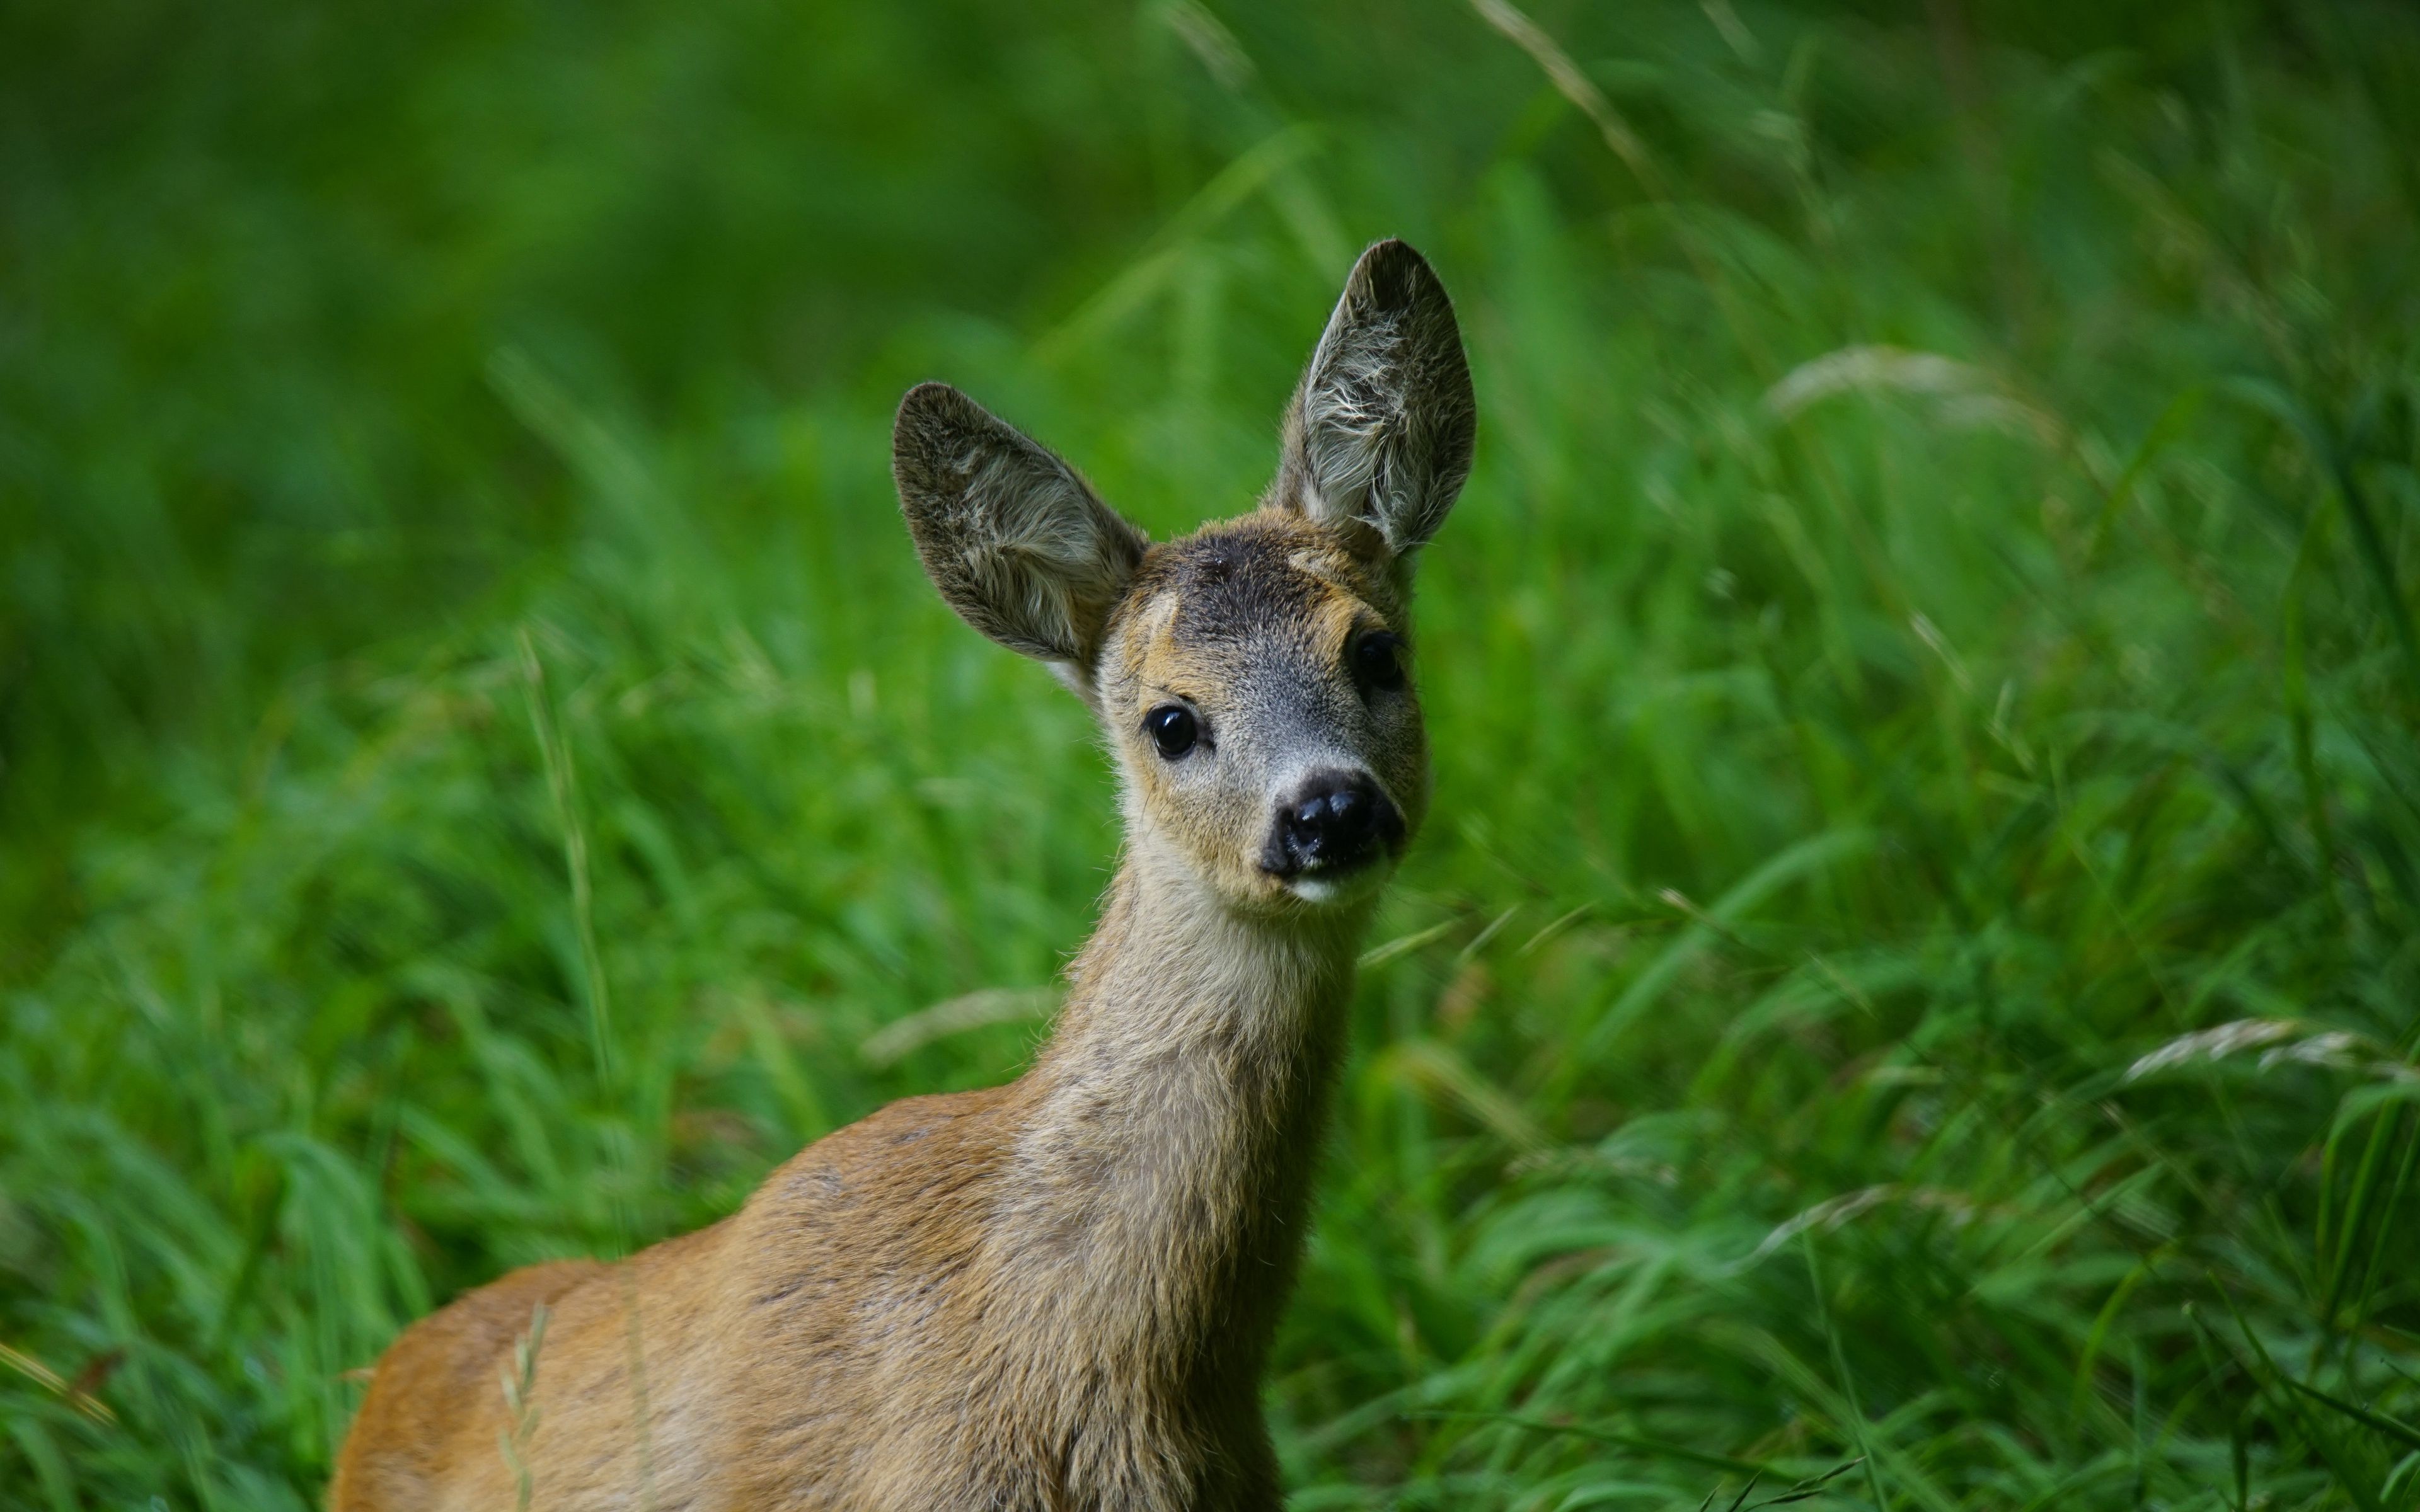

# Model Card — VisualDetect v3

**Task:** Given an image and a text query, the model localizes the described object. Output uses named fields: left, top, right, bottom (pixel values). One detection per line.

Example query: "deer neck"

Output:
left=994, top=838, right=1369, bottom=1381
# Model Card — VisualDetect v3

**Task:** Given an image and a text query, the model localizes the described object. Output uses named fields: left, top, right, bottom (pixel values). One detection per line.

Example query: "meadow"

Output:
left=4, top=0, right=2419, bottom=1506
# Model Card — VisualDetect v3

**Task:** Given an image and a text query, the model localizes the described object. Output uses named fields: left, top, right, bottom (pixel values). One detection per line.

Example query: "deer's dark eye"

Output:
left=1144, top=704, right=1199, bottom=759
left=1352, top=632, right=1408, bottom=694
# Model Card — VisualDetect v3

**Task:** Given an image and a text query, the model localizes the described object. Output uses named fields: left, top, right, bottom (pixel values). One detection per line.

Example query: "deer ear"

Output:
left=1274, top=239, right=1477, bottom=560
left=894, top=382, right=1149, bottom=672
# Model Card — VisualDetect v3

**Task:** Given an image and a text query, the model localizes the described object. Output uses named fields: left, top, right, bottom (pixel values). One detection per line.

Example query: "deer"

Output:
left=329, top=238, right=1477, bottom=1512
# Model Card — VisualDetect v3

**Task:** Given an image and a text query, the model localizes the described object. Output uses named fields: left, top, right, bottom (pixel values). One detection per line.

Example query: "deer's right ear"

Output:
left=893, top=382, right=1149, bottom=676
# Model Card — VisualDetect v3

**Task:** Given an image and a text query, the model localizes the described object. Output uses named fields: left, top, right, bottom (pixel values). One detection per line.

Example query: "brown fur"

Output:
left=330, top=240, right=1474, bottom=1511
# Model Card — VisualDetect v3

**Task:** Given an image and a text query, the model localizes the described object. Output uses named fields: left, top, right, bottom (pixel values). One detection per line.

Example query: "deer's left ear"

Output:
left=1274, top=239, right=1477, bottom=561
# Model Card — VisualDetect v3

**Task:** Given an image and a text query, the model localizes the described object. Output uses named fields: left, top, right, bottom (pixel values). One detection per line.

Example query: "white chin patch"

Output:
left=1283, top=866, right=1385, bottom=906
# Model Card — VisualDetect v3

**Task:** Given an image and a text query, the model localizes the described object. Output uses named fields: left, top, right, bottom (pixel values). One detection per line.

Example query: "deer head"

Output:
left=894, top=239, right=1476, bottom=917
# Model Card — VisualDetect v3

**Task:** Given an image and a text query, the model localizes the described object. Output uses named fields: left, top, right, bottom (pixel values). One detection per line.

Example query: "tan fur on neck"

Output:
left=330, top=852, right=1361, bottom=1511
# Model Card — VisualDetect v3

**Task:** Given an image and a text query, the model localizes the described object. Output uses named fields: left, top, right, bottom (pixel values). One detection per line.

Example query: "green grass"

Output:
left=5, top=0, right=2419, bottom=1506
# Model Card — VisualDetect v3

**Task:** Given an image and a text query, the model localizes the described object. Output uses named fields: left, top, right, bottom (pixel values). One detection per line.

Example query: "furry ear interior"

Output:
left=892, top=382, right=1148, bottom=672
left=1274, top=239, right=1477, bottom=559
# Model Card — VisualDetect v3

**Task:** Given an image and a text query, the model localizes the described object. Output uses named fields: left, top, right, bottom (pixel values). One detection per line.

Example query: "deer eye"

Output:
left=1351, top=632, right=1407, bottom=694
left=1144, top=704, right=1199, bottom=759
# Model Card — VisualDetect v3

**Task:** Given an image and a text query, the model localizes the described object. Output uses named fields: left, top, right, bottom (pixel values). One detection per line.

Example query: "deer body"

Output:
left=332, top=241, right=1475, bottom=1511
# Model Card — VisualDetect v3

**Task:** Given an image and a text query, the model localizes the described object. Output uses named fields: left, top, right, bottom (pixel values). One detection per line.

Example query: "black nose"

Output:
left=1264, top=769, right=1405, bottom=879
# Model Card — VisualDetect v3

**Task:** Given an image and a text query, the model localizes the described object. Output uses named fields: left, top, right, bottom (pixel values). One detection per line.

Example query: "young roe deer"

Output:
left=330, top=238, right=1477, bottom=1511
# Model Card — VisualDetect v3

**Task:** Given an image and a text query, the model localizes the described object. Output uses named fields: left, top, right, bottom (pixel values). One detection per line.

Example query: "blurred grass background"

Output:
left=4, top=0, right=2419, bottom=1506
